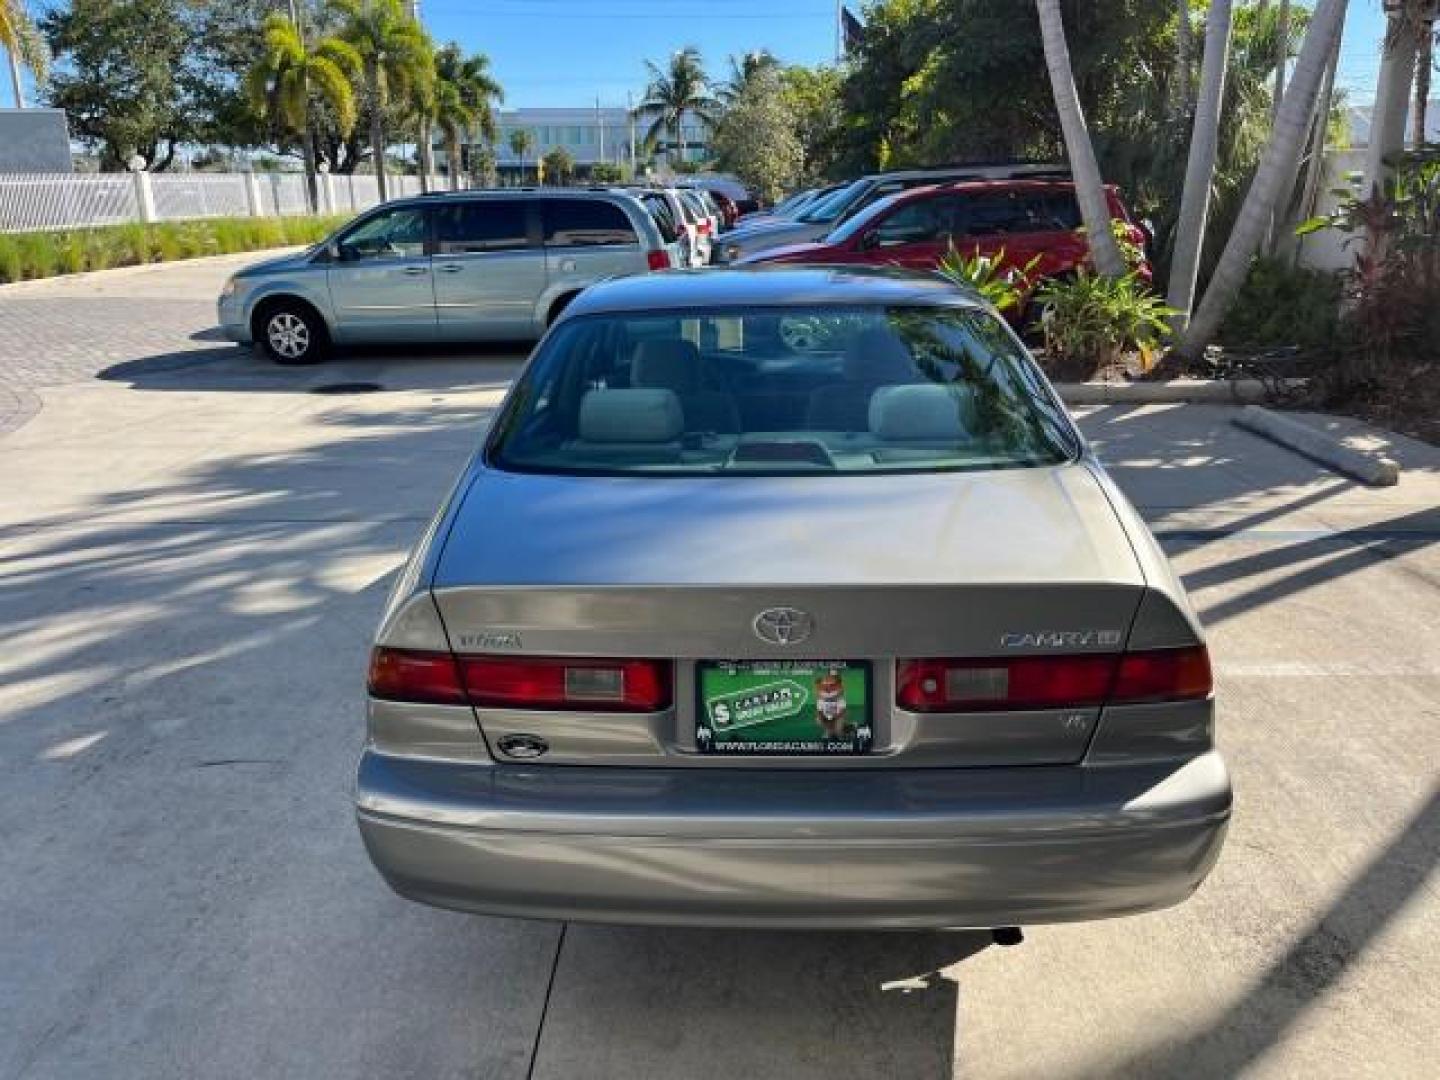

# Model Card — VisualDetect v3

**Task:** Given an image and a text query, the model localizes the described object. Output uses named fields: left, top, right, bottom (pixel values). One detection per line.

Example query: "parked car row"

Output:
left=219, top=186, right=722, bottom=364
left=219, top=164, right=1149, bottom=364
left=720, top=165, right=1151, bottom=315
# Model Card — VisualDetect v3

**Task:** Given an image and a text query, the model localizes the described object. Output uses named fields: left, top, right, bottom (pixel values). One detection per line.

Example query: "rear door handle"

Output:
left=560, top=259, right=577, bottom=272
left=402, top=265, right=430, bottom=275
left=437, top=264, right=463, bottom=273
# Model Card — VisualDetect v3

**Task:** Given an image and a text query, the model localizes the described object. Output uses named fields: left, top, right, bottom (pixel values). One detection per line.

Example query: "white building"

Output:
left=438, top=106, right=711, bottom=180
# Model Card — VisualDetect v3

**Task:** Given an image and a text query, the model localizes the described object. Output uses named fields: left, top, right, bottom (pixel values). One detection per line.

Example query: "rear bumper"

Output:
left=356, top=750, right=1230, bottom=929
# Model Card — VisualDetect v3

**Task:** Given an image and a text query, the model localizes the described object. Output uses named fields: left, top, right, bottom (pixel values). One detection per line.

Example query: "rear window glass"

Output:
left=639, top=194, right=680, bottom=242
left=542, top=200, right=639, bottom=247
left=800, top=180, right=864, bottom=222
left=434, top=201, right=531, bottom=253
left=487, top=306, right=1077, bottom=476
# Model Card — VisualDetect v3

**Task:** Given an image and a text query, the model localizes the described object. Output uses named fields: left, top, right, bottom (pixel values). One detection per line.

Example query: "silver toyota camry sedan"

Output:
left=356, top=266, right=1231, bottom=929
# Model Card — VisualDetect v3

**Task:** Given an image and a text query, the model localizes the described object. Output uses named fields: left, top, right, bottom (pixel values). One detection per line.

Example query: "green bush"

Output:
left=0, top=215, right=351, bottom=284
left=1218, top=256, right=1343, bottom=351
left=934, top=244, right=1040, bottom=313
left=1035, top=270, right=1176, bottom=379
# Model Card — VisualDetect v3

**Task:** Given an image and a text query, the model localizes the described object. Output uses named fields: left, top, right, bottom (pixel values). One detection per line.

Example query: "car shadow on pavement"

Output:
left=96, top=340, right=531, bottom=393
left=528, top=926, right=987, bottom=1079
left=1052, top=784, right=1439, bottom=1080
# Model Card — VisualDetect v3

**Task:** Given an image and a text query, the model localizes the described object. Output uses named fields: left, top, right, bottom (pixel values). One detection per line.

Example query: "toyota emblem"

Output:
left=753, top=607, right=815, bottom=646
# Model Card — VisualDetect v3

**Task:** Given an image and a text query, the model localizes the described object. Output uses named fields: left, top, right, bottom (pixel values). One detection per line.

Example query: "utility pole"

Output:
left=628, top=91, right=637, bottom=177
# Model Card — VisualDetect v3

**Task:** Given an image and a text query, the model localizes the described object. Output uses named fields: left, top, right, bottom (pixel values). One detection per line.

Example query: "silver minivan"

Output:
left=218, top=189, right=673, bottom=364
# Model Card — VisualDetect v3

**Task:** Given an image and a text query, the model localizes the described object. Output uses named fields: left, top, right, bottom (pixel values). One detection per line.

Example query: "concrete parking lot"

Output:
left=2, top=253, right=1438, bottom=1079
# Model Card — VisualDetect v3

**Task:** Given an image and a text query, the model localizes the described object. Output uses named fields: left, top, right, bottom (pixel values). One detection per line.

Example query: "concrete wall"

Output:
left=0, top=110, right=73, bottom=173
left=1292, top=148, right=1366, bottom=273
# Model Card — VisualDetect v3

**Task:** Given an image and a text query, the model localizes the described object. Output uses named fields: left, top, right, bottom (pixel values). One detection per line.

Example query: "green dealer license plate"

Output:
left=696, top=661, right=872, bottom=755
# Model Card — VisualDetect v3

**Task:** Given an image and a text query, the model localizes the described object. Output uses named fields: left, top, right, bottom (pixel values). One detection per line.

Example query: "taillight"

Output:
left=698, top=220, right=712, bottom=236
left=461, top=657, right=671, bottom=712
left=896, top=647, right=1210, bottom=713
left=368, top=648, right=672, bottom=713
left=647, top=249, right=671, bottom=270
left=1113, top=646, right=1212, bottom=703
left=368, top=647, right=467, bottom=705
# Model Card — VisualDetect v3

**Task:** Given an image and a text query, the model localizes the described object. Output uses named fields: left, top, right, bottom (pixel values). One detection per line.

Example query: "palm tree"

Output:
left=1415, top=21, right=1435, bottom=149
left=1173, top=0, right=1194, bottom=117
left=719, top=49, right=779, bottom=105
left=1168, top=0, right=1235, bottom=332
left=1175, top=0, right=1349, bottom=361
left=509, top=128, right=534, bottom=183
left=246, top=12, right=361, bottom=211
left=637, top=47, right=720, bottom=166
left=334, top=0, right=433, bottom=201
left=2, top=0, right=47, bottom=108
left=1034, top=0, right=1127, bottom=278
left=433, top=43, right=503, bottom=191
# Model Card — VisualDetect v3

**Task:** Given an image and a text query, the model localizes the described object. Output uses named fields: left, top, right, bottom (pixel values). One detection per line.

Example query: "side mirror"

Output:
left=859, top=230, right=881, bottom=252
left=325, top=241, right=342, bottom=262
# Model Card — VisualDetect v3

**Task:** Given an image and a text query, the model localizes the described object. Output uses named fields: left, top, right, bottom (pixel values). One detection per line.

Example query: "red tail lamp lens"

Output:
left=460, top=657, right=672, bottom=712
left=367, top=648, right=466, bottom=705
left=897, top=647, right=1210, bottom=713
left=647, top=250, right=671, bottom=270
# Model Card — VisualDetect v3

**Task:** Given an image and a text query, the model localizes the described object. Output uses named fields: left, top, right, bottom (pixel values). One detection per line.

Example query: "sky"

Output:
left=4, top=1, right=1392, bottom=113
left=418, top=0, right=1391, bottom=112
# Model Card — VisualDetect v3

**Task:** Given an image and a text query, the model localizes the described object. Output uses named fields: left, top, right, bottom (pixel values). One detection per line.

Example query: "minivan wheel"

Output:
left=258, top=302, right=327, bottom=365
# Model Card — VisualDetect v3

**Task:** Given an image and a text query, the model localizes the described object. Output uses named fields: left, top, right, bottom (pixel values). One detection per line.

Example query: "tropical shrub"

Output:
left=1035, top=270, right=1176, bottom=379
left=1217, top=256, right=1342, bottom=350
left=934, top=245, right=1040, bottom=313
left=1297, top=147, right=1440, bottom=391
left=0, top=216, right=350, bottom=284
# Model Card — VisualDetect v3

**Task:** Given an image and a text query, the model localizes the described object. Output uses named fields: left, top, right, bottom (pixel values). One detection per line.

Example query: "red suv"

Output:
left=740, top=179, right=1150, bottom=298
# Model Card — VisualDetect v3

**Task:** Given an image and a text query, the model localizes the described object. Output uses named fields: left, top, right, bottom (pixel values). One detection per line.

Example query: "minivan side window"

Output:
left=337, top=207, right=428, bottom=261
left=543, top=200, right=639, bottom=247
left=961, top=192, right=1079, bottom=235
left=434, top=201, right=531, bottom=254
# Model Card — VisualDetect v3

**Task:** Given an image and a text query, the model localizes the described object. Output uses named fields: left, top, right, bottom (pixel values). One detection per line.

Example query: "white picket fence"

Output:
left=0, top=170, right=447, bottom=233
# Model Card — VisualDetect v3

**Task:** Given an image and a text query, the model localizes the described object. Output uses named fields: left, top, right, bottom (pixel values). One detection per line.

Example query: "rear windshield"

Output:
left=487, top=305, right=1078, bottom=476
left=799, top=181, right=864, bottom=223
left=638, top=193, right=680, bottom=243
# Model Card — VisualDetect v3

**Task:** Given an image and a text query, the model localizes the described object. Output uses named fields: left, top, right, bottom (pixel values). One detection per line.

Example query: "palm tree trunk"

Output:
left=1175, top=0, right=1350, bottom=361
left=1415, top=24, right=1434, bottom=150
left=419, top=118, right=435, bottom=193
left=1291, top=23, right=1344, bottom=267
left=6, top=46, right=25, bottom=109
left=447, top=132, right=461, bottom=191
left=1034, top=0, right=1127, bottom=278
left=1168, top=0, right=1235, bottom=333
left=368, top=63, right=388, bottom=201
left=303, top=125, right=321, bottom=213
left=1174, top=0, right=1193, bottom=117
left=1364, top=11, right=1419, bottom=198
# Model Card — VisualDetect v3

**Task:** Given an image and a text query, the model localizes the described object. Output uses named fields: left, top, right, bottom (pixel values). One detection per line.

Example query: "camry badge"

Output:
left=753, top=607, right=815, bottom=646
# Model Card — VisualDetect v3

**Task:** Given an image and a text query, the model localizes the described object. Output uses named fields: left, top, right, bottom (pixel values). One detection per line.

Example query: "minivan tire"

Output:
left=256, top=300, right=328, bottom=366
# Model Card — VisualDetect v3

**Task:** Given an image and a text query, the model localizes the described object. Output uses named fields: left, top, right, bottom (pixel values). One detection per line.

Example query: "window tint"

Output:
left=543, top=199, right=639, bottom=247
left=434, top=201, right=531, bottom=254
left=639, top=193, right=680, bottom=242
left=337, top=207, right=427, bottom=261
left=873, top=197, right=960, bottom=246
left=487, top=305, right=1077, bottom=476
left=960, top=191, right=1080, bottom=235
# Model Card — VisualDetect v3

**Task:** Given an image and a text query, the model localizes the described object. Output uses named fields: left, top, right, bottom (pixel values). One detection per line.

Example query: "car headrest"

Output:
left=869, top=384, right=974, bottom=441
left=843, top=327, right=915, bottom=383
left=632, top=339, right=703, bottom=393
left=578, top=389, right=684, bottom=444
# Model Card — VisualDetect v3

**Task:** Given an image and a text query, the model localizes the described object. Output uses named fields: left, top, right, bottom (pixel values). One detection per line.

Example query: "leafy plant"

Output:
left=934, top=244, right=1040, bottom=313
left=1035, top=270, right=1177, bottom=378
left=1217, top=256, right=1341, bottom=350
left=1296, top=147, right=1440, bottom=390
